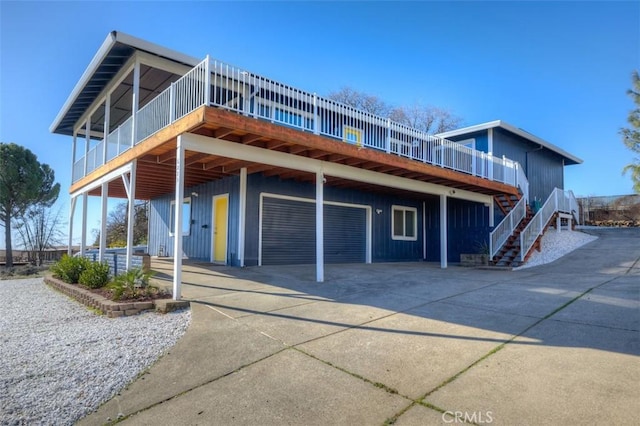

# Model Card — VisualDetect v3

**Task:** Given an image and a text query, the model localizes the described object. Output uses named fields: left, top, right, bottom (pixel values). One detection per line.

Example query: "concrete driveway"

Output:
left=80, top=228, right=639, bottom=425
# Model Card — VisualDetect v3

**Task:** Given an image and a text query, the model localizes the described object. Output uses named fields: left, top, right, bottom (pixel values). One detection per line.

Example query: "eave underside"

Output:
left=71, top=106, right=519, bottom=201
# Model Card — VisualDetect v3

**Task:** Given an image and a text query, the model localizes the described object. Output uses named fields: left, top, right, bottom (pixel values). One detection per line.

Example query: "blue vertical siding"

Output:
left=446, top=130, right=489, bottom=153
left=148, top=175, right=240, bottom=264
left=243, top=174, right=425, bottom=266
left=492, top=128, right=564, bottom=202
left=425, top=197, right=490, bottom=262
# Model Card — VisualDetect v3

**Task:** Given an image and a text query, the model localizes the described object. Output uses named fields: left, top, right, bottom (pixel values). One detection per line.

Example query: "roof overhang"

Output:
left=50, top=31, right=200, bottom=136
left=437, top=120, right=583, bottom=166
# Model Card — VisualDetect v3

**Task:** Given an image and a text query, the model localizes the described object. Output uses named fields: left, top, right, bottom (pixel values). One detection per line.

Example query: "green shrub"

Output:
left=107, top=268, right=153, bottom=301
left=50, top=255, right=90, bottom=284
left=79, top=261, right=111, bottom=289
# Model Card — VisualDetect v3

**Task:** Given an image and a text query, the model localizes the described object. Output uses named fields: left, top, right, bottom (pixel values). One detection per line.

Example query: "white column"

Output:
left=99, top=183, right=109, bottom=262
left=440, top=194, right=448, bottom=269
left=238, top=167, right=247, bottom=267
left=489, top=201, right=495, bottom=227
left=103, top=93, right=110, bottom=164
left=68, top=196, right=77, bottom=256
left=81, top=193, right=88, bottom=254
left=557, top=214, right=562, bottom=233
left=71, top=131, right=77, bottom=182
left=173, top=136, right=185, bottom=300
left=83, top=119, right=90, bottom=175
left=131, top=59, right=140, bottom=147
left=316, top=170, right=324, bottom=282
left=422, top=201, right=427, bottom=260
left=125, top=160, right=137, bottom=270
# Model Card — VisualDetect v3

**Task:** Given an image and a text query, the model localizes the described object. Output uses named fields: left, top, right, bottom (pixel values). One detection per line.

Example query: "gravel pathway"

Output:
left=516, top=229, right=598, bottom=269
left=0, top=278, right=190, bottom=425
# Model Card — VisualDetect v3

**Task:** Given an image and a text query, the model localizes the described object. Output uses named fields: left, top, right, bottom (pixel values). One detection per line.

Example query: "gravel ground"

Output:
left=0, top=278, right=190, bottom=425
left=516, top=229, right=598, bottom=269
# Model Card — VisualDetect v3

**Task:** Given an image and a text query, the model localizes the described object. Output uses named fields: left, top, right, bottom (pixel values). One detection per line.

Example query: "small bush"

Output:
left=79, top=261, right=111, bottom=289
left=108, top=268, right=153, bottom=301
left=50, top=255, right=90, bottom=284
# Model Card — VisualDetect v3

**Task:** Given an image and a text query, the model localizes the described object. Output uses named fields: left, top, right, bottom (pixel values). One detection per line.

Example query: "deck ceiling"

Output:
left=86, top=106, right=519, bottom=201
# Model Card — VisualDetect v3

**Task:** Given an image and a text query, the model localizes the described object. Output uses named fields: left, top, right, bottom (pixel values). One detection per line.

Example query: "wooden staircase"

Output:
left=494, top=193, right=520, bottom=216
left=492, top=203, right=534, bottom=267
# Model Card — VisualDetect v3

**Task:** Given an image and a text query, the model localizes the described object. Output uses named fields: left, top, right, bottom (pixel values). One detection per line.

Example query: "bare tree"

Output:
left=14, top=204, right=65, bottom=266
left=390, top=102, right=462, bottom=134
left=327, top=87, right=391, bottom=117
left=93, top=201, right=148, bottom=248
left=327, top=87, right=462, bottom=134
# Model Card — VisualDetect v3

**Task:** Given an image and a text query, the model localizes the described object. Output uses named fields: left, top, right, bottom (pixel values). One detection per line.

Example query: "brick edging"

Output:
left=44, top=276, right=188, bottom=317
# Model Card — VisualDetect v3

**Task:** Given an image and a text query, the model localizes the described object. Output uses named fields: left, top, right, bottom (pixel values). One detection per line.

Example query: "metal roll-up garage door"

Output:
left=261, top=196, right=367, bottom=265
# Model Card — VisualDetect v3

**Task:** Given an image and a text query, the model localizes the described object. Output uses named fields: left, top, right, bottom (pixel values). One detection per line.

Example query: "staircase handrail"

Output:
left=518, top=188, right=579, bottom=261
left=489, top=196, right=527, bottom=258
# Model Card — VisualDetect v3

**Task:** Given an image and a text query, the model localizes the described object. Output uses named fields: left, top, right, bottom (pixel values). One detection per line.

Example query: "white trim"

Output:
left=258, top=192, right=373, bottom=267
left=211, top=193, right=229, bottom=264
left=70, top=162, right=132, bottom=198
left=52, top=31, right=200, bottom=134
left=391, top=205, right=418, bottom=241
left=180, top=133, right=492, bottom=205
left=436, top=120, right=582, bottom=165
left=487, top=128, right=494, bottom=155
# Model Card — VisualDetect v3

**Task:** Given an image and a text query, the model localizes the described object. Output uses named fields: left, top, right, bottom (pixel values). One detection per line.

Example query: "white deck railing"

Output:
left=489, top=196, right=527, bottom=259
left=73, top=58, right=209, bottom=182
left=519, top=188, right=579, bottom=261
left=72, top=57, right=529, bottom=201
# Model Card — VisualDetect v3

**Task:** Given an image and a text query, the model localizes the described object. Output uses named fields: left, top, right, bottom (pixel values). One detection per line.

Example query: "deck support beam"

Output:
left=172, top=136, right=185, bottom=300
left=238, top=167, right=247, bottom=267
left=81, top=193, right=88, bottom=255
left=125, top=160, right=137, bottom=270
left=440, top=194, right=447, bottom=269
left=99, top=183, right=109, bottom=262
left=316, top=171, right=324, bottom=283
left=67, top=196, right=77, bottom=256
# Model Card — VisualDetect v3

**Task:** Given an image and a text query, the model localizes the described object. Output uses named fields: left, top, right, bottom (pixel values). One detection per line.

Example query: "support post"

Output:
left=557, top=214, right=561, bottom=233
left=238, top=167, right=247, bottom=267
left=131, top=58, right=140, bottom=146
left=80, top=193, right=88, bottom=255
left=489, top=201, right=495, bottom=228
left=125, top=161, right=137, bottom=270
left=316, top=170, right=324, bottom=282
left=172, top=136, right=185, bottom=300
left=83, top=119, right=90, bottom=176
left=71, top=131, right=77, bottom=182
left=103, top=93, right=110, bottom=164
left=99, top=183, right=109, bottom=262
left=204, top=55, right=211, bottom=106
left=313, top=94, right=319, bottom=135
left=440, top=194, right=447, bottom=269
left=68, top=196, right=77, bottom=256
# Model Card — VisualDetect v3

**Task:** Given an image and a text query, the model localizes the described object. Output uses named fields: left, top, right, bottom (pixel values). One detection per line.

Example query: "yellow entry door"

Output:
left=213, top=195, right=228, bottom=263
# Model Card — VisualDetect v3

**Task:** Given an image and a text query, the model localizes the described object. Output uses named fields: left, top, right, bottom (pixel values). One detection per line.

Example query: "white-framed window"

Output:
left=169, top=197, right=192, bottom=236
left=343, top=125, right=363, bottom=147
left=392, top=205, right=417, bottom=241
left=257, top=102, right=314, bottom=130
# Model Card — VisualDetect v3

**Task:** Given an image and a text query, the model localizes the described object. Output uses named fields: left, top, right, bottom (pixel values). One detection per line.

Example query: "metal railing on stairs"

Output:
left=518, top=188, right=579, bottom=261
left=489, top=196, right=527, bottom=259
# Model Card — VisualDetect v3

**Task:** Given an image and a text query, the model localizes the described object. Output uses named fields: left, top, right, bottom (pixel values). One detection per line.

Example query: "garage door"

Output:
left=261, top=196, right=367, bottom=265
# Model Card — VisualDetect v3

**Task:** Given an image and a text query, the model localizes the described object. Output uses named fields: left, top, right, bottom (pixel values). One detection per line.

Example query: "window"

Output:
left=344, top=126, right=363, bottom=147
left=392, top=205, right=417, bottom=241
left=169, top=197, right=191, bottom=236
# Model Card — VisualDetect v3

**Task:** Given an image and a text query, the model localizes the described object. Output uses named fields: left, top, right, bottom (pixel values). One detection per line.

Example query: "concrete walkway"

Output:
left=79, top=228, right=640, bottom=425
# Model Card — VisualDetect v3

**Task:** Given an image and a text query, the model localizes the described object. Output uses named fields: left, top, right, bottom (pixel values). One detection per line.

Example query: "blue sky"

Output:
left=1, top=1, right=639, bottom=247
